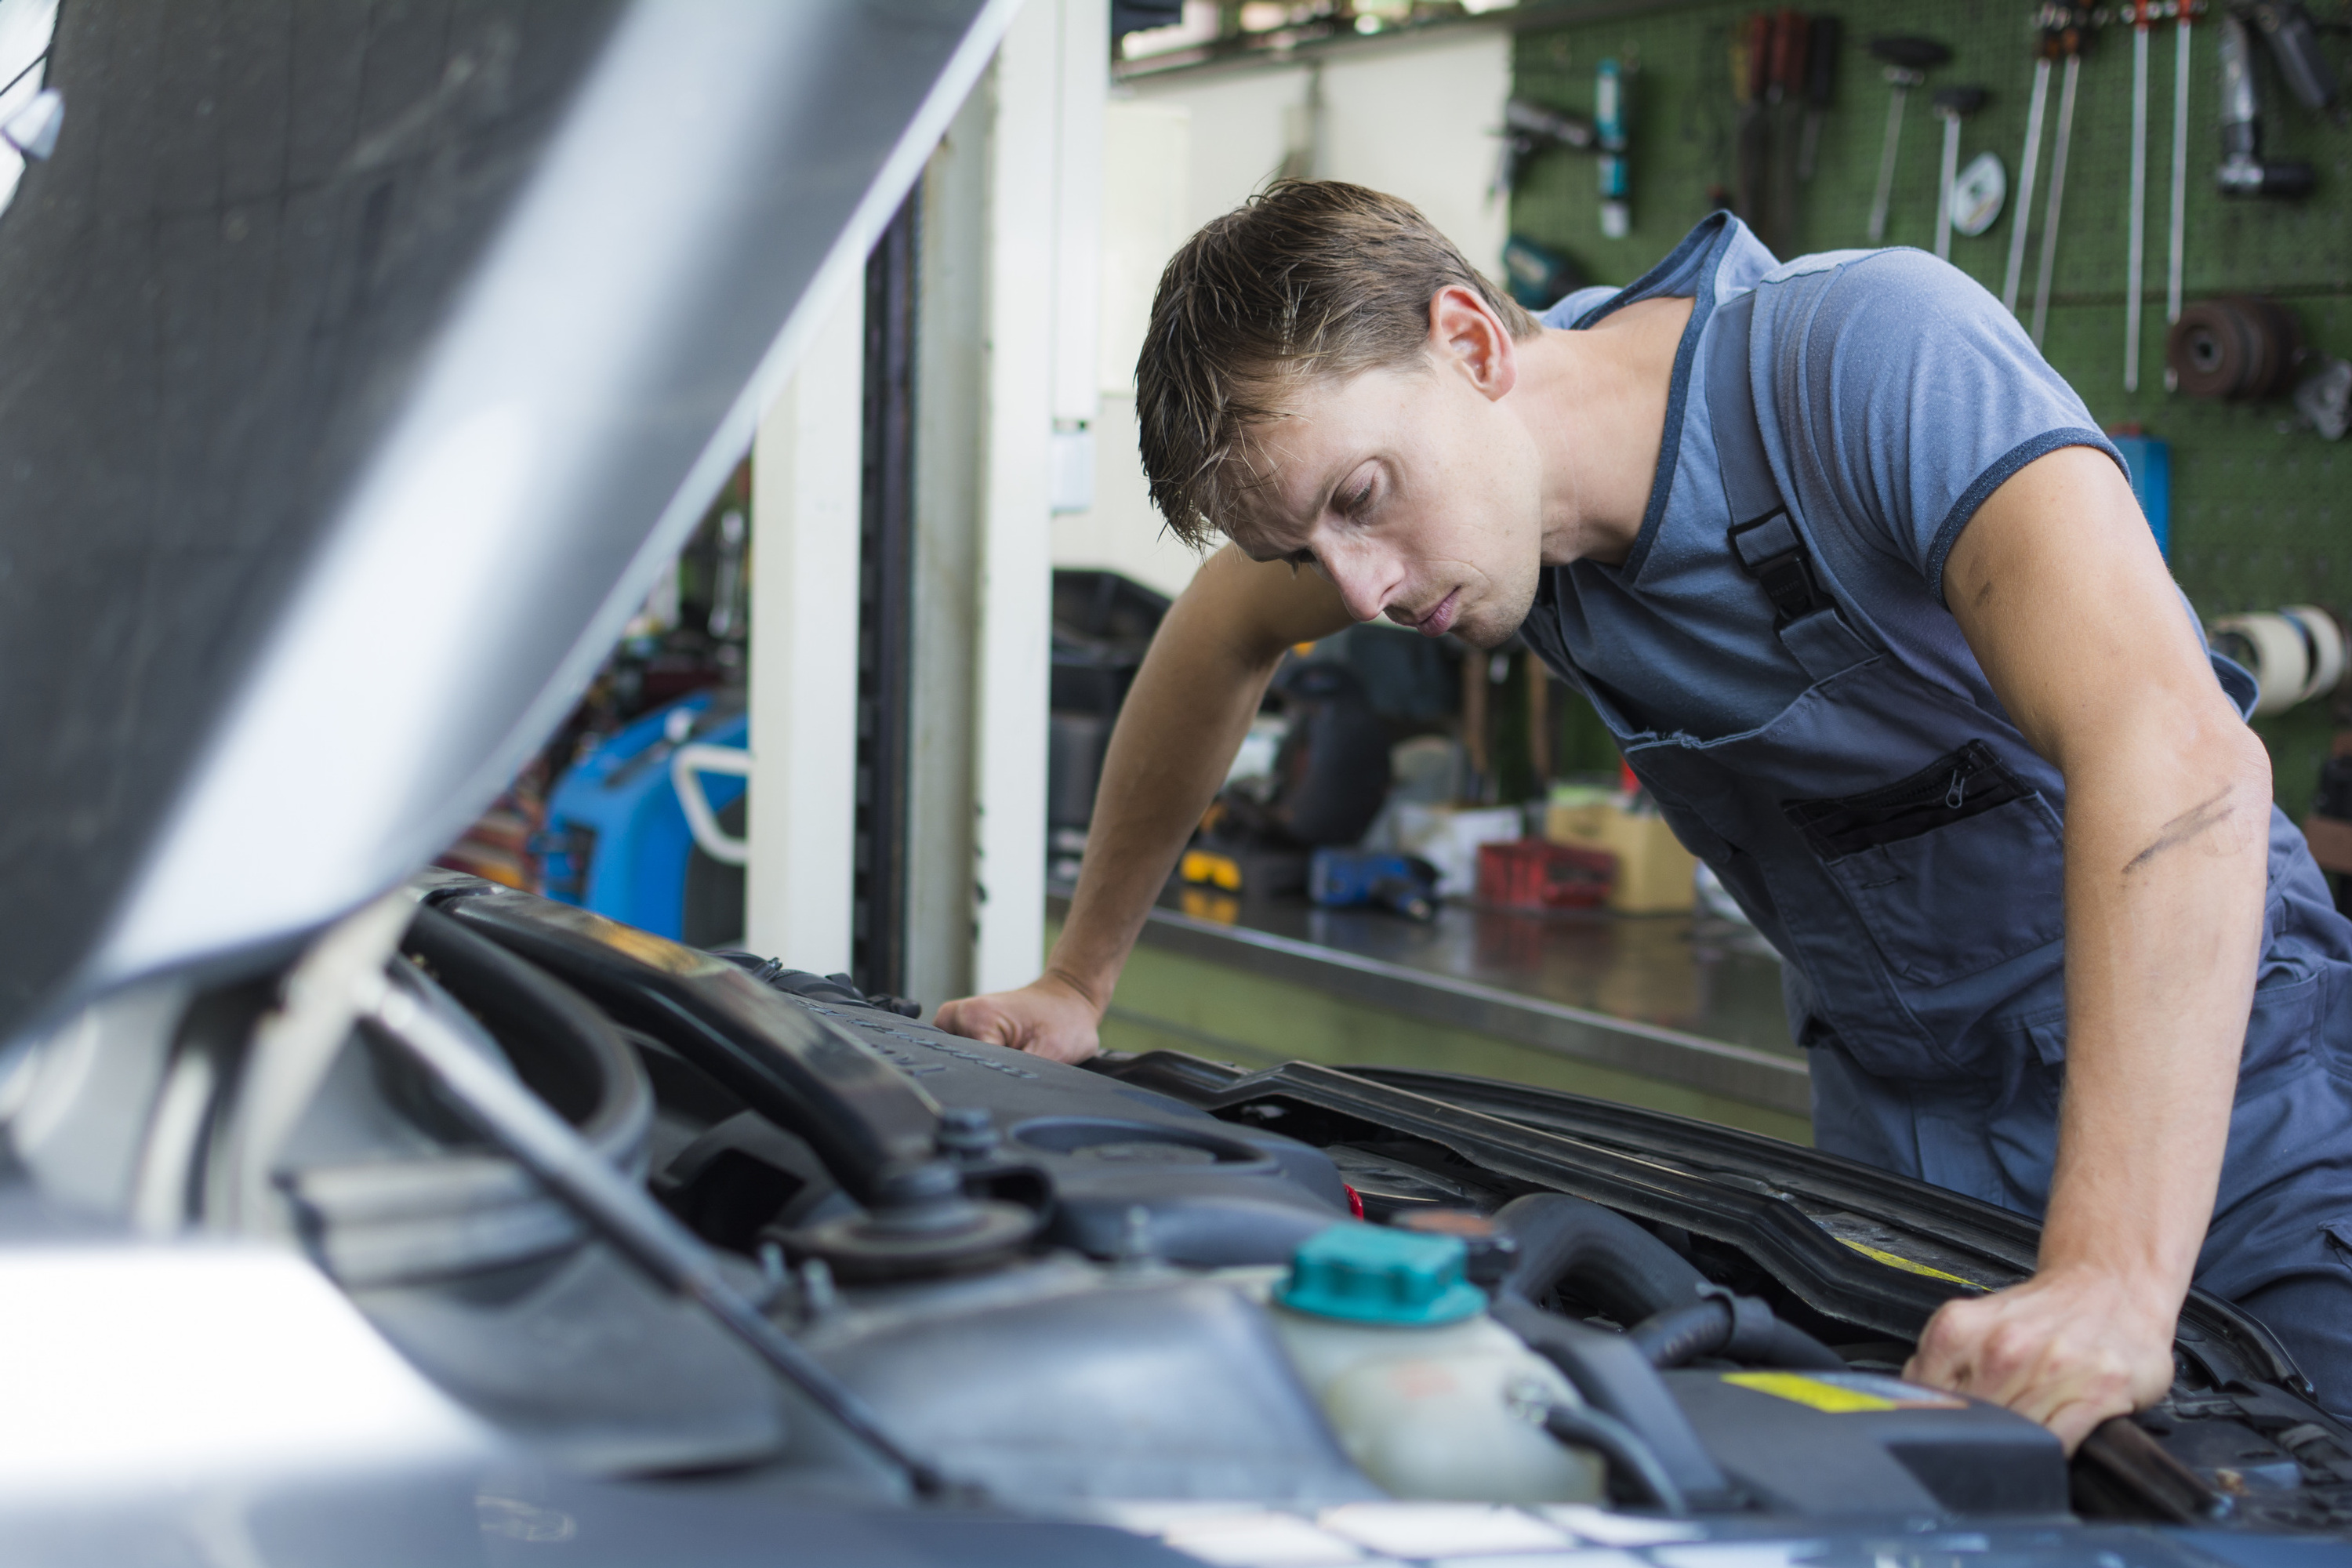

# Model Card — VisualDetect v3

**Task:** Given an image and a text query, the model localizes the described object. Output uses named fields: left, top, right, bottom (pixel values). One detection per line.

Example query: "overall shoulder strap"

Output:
left=1704, top=294, right=1873, bottom=684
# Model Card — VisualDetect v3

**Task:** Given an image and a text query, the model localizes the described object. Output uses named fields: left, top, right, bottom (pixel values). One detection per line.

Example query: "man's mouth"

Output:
left=1403, top=588, right=1460, bottom=638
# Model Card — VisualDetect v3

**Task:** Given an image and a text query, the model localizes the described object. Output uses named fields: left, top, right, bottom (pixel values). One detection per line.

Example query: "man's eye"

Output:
left=1338, top=481, right=1376, bottom=517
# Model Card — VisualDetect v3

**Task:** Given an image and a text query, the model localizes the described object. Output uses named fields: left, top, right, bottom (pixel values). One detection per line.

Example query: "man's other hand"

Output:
left=1904, top=1265, right=2178, bottom=1453
left=934, top=973, right=1105, bottom=1064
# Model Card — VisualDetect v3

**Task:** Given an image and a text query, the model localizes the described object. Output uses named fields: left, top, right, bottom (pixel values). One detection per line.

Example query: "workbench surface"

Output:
left=1049, top=887, right=1811, bottom=1122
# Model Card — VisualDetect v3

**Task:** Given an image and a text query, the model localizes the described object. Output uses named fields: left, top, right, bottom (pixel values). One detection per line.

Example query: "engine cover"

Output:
left=1664, top=1368, right=2067, bottom=1516
left=789, top=996, right=1352, bottom=1267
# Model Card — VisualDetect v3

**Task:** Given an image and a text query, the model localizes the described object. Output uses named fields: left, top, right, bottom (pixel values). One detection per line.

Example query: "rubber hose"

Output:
left=1494, top=1192, right=1711, bottom=1323
left=1628, top=1300, right=1736, bottom=1368
left=1627, top=1297, right=1845, bottom=1372
left=1542, top=1403, right=1689, bottom=1515
left=1490, top=1295, right=1734, bottom=1507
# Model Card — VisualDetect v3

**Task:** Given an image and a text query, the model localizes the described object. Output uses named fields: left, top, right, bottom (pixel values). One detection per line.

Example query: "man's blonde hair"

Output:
left=1135, top=180, right=1538, bottom=547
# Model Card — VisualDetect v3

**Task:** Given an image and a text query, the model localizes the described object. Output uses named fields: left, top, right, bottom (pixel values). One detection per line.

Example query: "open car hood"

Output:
left=0, top=0, right=1008, bottom=1048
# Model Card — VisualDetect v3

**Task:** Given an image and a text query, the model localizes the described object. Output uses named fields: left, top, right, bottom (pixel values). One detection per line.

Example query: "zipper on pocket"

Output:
left=1784, top=741, right=2031, bottom=858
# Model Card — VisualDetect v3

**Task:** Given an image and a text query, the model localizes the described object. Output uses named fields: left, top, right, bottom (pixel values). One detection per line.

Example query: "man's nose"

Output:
left=1319, top=542, right=1397, bottom=623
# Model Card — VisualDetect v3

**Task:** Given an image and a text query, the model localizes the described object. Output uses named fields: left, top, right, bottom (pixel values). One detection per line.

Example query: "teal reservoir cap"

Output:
left=1275, top=1222, right=1486, bottom=1327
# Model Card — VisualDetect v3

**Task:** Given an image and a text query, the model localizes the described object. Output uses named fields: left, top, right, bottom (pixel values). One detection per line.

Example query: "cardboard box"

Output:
left=1544, top=800, right=1697, bottom=914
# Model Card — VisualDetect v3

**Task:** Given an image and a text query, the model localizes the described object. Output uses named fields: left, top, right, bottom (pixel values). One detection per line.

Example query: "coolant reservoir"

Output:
left=1265, top=1225, right=1604, bottom=1504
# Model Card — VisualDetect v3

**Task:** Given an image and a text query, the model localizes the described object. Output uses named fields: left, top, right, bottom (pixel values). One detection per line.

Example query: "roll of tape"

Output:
left=2282, top=604, right=2346, bottom=702
left=2212, top=612, right=2312, bottom=716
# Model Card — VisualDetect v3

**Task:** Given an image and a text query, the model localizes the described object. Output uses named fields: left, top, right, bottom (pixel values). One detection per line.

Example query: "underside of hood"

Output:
left=0, top=0, right=1007, bottom=1047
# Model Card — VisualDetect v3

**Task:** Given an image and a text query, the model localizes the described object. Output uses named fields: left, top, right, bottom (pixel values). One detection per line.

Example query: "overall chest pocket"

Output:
left=1785, top=742, right=2066, bottom=988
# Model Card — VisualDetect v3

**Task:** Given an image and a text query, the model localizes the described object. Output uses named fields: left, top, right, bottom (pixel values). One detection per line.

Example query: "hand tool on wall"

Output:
left=2000, top=24, right=2058, bottom=314
left=1494, top=97, right=1595, bottom=200
left=2126, top=1, right=2154, bottom=392
left=1598, top=56, right=1630, bottom=238
left=2249, top=2, right=2343, bottom=123
left=2167, top=4, right=2194, bottom=342
left=1766, top=9, right=1809, bottom=252
left=1797, top=14, right=1841, bottom=182
left=1866, top=35, right=1951, bottom=244
left=1733, top=12, right=1768, bottom=227
left=2217, top=9, right=2316, bottom=196
left=2029, top=10, right=2089, bottom=347
left=1931, top=86, right=1988, bottom=261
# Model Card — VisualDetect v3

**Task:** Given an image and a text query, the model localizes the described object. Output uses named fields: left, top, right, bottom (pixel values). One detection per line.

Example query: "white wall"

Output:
left=1052, top=31, right=1513, bottom=600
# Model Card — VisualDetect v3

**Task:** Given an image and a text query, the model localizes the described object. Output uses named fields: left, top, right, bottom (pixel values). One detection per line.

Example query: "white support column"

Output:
left=970, top=0, right=1058, bottom=996
left=967, top=0, right=1103, bottom=996
left=1049, top=0, right=1107, bottom=514
left=745, top=285, right=865, bottom=973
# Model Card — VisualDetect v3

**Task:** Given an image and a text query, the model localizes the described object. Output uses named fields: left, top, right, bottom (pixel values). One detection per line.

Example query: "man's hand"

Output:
left=1905, top=1267, right=2179, bottom=1454
left=934, top=972, right=1105, bottom=1065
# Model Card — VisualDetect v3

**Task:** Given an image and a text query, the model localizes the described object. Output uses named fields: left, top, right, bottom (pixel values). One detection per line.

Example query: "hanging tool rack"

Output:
left=1508, top=0, right=2352, bottom=814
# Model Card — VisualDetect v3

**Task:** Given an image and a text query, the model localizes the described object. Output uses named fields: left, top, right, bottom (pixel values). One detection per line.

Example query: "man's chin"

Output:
left=1454, top=582, right=1541, bottom=649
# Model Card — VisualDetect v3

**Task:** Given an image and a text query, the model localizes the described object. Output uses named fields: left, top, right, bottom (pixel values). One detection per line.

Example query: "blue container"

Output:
left=2110, top=434, right=2171, bottom=561
left=1309, top=848, right=1422, bottom=909
left=539, top=691, right=746, bottom=940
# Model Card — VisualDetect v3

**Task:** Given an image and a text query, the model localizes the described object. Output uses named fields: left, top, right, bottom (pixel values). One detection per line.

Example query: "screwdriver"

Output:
left=2001, top=19, right=2061, bottom=314
left=1932, top=86, right=1989, bottom=263
left=2127, top=0, right=2153, bottom=391
left=1866, top=35, right=1952, bottom=245
left=2168, top=4, right=2196, bottom=339
left=1766, top=9, right=1809, bottom=255
left=1797, top=14, right=1841, bottom=183
left=2029, top=8, right=2090, bottom=348
left=1733, top=11, right=1769, bottom=229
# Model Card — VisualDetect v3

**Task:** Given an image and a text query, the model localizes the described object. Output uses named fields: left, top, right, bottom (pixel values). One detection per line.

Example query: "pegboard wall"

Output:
left=1508, top=0, right=2352, bottom=815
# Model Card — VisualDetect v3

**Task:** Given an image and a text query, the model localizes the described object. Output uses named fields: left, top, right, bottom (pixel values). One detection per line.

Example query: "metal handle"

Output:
left=671, top=742, right=751, bottom=866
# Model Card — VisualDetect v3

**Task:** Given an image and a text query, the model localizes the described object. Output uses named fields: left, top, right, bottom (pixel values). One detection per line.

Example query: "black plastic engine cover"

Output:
left=1664, top=1368, right=2067, bottom=1516
left=790, top=995, right=1352, bottom=1266
left=428, top=881, right=1352, bottom=1268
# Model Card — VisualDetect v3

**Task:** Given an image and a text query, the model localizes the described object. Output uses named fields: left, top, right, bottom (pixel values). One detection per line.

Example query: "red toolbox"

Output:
left=1476, top=837, right=1616, bottom=912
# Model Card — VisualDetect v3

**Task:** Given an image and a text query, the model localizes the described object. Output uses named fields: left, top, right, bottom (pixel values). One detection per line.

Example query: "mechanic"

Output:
left=937, top=181, right=2352, bottom=1445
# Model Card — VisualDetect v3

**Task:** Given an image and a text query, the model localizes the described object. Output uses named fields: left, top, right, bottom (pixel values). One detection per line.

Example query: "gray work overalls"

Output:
left=1517, top=216, right=2352, bottom=1414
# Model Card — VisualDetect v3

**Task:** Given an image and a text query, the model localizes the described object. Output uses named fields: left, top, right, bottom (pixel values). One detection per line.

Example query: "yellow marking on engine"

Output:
left=1721, top=1372, right=1897, bottom=1413
left=1838, top=1238, right=1979, bottom=1288
left=1722, top=1371, right=1967, bottom=1413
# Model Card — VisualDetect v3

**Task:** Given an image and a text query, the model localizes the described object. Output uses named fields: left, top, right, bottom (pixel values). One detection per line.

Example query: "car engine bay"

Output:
left=6, top=873, right=2349, bottom=1548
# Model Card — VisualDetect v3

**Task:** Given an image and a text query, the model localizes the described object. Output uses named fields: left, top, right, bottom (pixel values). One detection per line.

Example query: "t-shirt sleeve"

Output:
left=1783, top=249, right=2124, bottom=603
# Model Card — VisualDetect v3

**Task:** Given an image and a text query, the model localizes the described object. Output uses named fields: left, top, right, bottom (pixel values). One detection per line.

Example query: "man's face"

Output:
left=1221, top=347, right=1546, bottom=649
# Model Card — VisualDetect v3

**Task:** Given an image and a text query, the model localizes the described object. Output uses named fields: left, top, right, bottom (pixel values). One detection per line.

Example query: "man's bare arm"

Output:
left=1909, top=445, right=2270, bottom=1450
left=934, top=545, right=1356, bottom=1062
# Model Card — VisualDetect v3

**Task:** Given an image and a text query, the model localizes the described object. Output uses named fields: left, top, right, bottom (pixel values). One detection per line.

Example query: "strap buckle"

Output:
left=1727, top=509, right=1820, bottom=626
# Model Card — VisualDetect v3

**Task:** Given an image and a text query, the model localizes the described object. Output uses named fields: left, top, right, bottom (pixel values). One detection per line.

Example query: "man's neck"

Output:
left=1511, top=295, right=1695, bottom=569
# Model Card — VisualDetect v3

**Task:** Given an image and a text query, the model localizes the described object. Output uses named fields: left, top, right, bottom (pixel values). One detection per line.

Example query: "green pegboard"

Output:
left=1509, top=1, right=2352, bottom=815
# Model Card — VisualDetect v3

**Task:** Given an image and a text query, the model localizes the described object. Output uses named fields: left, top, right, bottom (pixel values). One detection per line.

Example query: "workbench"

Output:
left=1047, top=887, right=1813, bottom=1143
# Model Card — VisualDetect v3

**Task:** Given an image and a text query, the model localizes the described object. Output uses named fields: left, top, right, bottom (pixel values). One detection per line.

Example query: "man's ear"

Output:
left=1428, top=285, right=1518, bottom=401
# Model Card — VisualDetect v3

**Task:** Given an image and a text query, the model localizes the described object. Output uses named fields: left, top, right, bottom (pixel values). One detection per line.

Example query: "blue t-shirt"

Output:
left=1529, top=218, right=2121, bottom=741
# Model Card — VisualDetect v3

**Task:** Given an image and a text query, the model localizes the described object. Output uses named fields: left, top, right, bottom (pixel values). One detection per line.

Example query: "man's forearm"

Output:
left=2041, top=721, right=2270, bottom=1298
left=1044, top=587, right=1291, bottom=1013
